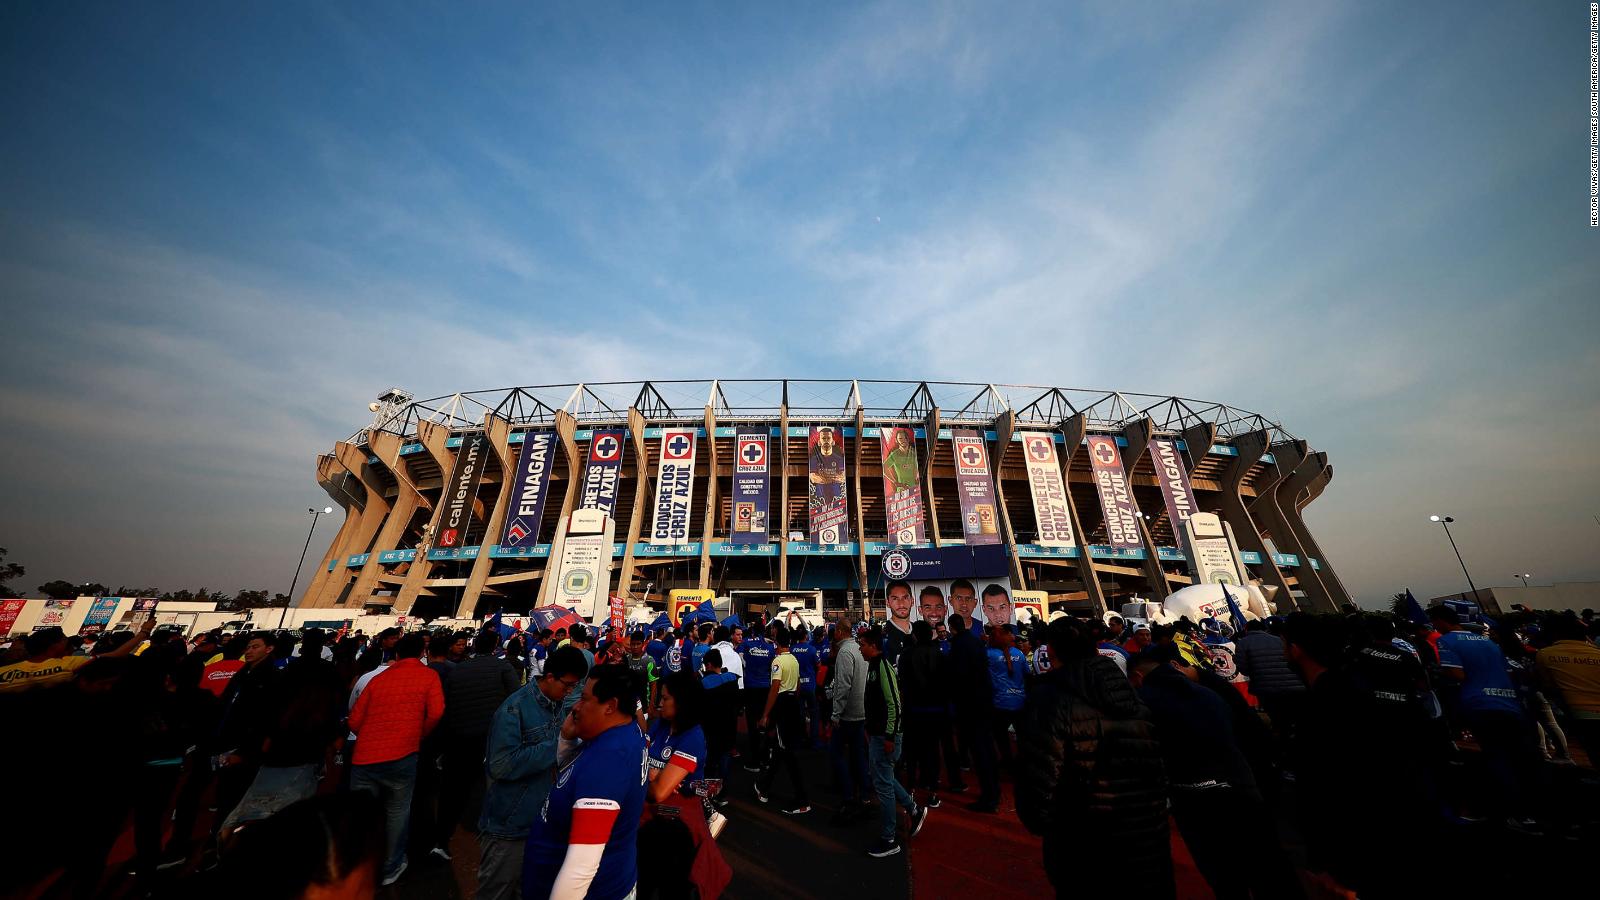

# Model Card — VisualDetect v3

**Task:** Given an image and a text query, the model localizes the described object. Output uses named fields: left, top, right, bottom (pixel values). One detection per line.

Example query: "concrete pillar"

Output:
left=394, top=420, right=456, bottom=614
left=854, top=407, right=869, bottom=616
left=1279, top=449, right=1353, bottom=611
left=537, top=411, right=584, bottom=608
left=309, top=441, right=393, bottom=608
left=618, top=408, right=652, bottom=600
left=778, top=404, right=790, bottom=591
left=922, top=408, right=943, bottom=546
left=1221, top=430, right=1296, bottom=609
left=346, top=430, right=428, bottom=609
left=458, top=414, right=515, bottom=619
left=1254, top=441, right=1335, bottom=613
left=300, top=452, right=364, bottom=608
left=990, top=411, right=1028, bottom=590
left=699, top=407, right=719, bottom=591
left=1059, top=414, right=1108, bottom=617
left=1119, top=416, right=1171, bottom=600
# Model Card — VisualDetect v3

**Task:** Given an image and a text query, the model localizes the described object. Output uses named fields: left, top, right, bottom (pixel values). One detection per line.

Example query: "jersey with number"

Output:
left=523, top=721, right=648, bottom=900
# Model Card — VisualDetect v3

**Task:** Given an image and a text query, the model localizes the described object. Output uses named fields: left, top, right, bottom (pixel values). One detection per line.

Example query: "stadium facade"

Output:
left=296, top=380, right=1351, bottom=620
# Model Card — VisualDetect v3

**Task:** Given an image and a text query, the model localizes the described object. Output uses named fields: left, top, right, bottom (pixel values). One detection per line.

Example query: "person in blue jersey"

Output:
left=522, top=665, right=648, bottom=900
left=987, top=624, right=1027, bottom=770
left=646, top=671, right=707, bottom=803
left=646, top=629, right=669, bottom=668
left=739, top=624, right=775, bottom=770
left=789, top=621, right=821, bottom=749
left=690, top=624, right=714, bottom=676
left=1429, top=605, right=1542, bottom=830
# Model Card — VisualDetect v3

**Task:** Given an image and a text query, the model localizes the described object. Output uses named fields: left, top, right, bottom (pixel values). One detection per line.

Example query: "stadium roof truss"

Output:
left=354, top=380, right=1290, bottom=443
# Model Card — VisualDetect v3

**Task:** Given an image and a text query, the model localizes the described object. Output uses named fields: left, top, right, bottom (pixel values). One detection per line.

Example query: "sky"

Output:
left=1, top=1, right=1595, bottom=604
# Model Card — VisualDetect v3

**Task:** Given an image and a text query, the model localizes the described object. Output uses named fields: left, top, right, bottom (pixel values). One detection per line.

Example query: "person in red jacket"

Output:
left=348, top=632, right=445, bottom=887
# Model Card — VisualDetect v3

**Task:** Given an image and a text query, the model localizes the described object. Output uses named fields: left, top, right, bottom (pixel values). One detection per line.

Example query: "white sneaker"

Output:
left=381, top=857, right=408, bottom=886
left=430, top=846, right=453, bottom=862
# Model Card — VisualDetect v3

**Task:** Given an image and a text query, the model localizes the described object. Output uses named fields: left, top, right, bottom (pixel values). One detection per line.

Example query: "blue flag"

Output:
left=1220, top=582, right=1249, bottom=635
left=1403, top=589, right=1429, bottom=626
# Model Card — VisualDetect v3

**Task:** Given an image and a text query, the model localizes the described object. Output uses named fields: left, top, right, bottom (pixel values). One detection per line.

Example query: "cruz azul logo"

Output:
left=736, top=437, right=766, bottom=470
left=881, top=548, right=911, bottom=580
left=590, top=433, right=622, bottom=462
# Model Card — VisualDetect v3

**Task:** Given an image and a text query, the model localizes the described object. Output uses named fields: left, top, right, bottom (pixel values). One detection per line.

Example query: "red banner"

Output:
left=0, top=600, right=25, bottom=637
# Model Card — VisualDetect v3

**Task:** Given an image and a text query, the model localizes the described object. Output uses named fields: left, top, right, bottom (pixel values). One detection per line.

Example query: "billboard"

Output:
left=500, top=430, right=557, bottom=549
left=1086, top=435, right=1143, bottom=550
left=580, top=429, right=626, bottom=517
left=1184, top=512, right=1245, bottom=585
left=436, top=433, right=489, bottom=550
left=0, top=600, right=25, bottom=637
left=1019, top=432, right=1075, bottom=548
left=79, top=597, right=120, bottom=637
left=649, top=428, right=697, bottom=545
left=878, top=426, right=926, bottom=545
left=807, top=426, right=850, bottom=544
left=1151, top=438, right=1197, bottom=534
left=552, top=508, right=614, bottom=620
left=730, top=427, right=769, bottom=544
left=36, top=598, right=73, bottom=629
left=951, top=429, right=1001, bottom=545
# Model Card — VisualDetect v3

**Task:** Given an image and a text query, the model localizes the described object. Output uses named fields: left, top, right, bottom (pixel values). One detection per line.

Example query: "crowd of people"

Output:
left=2, top=593, right=1598, bottom=899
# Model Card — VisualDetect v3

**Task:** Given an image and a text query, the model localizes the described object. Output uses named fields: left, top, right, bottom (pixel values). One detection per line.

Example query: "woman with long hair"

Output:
left=647, top=670, right=708, bottom=803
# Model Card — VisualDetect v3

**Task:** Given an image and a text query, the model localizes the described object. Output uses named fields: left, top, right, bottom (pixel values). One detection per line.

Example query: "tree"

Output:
left=38, top=580, right=78, bottom=599
left=80, top=583, right=109, bottom=598
left=0, top=548, right=24, bottom=598
left=1390, top=592, right=1408, bottom=618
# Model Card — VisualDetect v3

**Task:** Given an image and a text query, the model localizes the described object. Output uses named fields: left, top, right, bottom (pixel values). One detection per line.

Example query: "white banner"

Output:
left=649, top=428, right=698, bottom=545
left=1019, top=432, right=1076, bottom=548
left=553, top=509, right=614, bottom=620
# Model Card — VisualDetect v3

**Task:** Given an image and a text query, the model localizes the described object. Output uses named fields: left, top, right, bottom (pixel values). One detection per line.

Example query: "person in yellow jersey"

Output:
left=1536, top=615, right=1600, bottom=765
left=0, top=618, right=152, bottom=692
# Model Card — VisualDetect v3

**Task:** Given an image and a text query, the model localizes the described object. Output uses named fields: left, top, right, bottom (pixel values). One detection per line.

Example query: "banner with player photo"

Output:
left=807, top=425, right=850, bottom=544
left=1019, top=432, right=1076, bottom=548
left=1086, top=435, right=1143, bottom=550
left=878, top=426, right=926, bottom=545
left=951, top=429, right=1001, bottom=545
left=437, top=433, right=489, bottom=550
left=730, top=427, right=769, bottom=544
left=1150, top=438, right=1197, bottom=532
left=580, top=429, right=626, bottom=517
left=649, top=428, right=698, bottom=545
left=500, top=430, right=557, bottom=549
left=884, top=577, right=1016, bottom=631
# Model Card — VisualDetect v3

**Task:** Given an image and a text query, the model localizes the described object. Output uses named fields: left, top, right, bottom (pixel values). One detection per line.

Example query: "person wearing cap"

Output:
left=1121, top=622, right=1153, bottom=657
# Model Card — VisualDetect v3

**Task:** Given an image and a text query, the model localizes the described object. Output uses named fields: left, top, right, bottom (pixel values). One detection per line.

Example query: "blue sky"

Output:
left=1, top=1, right=1595, bottom=603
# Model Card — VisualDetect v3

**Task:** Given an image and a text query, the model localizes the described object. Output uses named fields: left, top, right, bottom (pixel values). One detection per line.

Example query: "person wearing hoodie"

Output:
left=898, top=620, right=949, bottom=810
left=1016, top=617, right=1172, bottom=899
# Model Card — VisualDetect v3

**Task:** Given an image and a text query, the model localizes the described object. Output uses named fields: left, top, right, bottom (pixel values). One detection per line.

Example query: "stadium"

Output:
left=295, top=380, right=1351, bottom=623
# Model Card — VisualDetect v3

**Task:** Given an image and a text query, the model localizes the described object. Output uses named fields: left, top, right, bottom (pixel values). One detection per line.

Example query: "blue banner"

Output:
left=580, top=429, right=625, bottom=517
left=730, top=426, right=769, bottom=544
left=501, top=430, right=557, bottom=549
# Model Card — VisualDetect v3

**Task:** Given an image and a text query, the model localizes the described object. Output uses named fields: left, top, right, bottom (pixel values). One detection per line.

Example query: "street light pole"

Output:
left=1429, top=515, right=1480, bottom=600
left=289, top=506, right=335, bottom=605
left=1515, top=573, right=1531, bottom=587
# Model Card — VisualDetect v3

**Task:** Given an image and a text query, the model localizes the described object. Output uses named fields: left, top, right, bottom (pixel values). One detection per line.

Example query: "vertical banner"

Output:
left=1086, top=435, right=1143, bottom=549
left=36, top=598, right=73, bottom=629
left=501, top=431, right=557, bottom=549
left=879, top=426, right=926, bottom=545
left=580, top=429, right=626, bottom=517
left=79, top=597, right=120, bottom=636
left=807, top=426, right=850, bottom=544
left=649, top=428, right=698, bottom=545
left=0, top=599, right=25, bottom=637
left=730, top=427, right=770, bottom=544
left=609, top=594, right=626, bottom=636
left=436, top=433, right=488, bottom=550
left=1019, top=432, right=1076, bottom=548
left=1151, top=438, right=1197, bottom=534
left=951, top=429, right=1001, bottom=545
left=131, top=598, right=158, bottom=626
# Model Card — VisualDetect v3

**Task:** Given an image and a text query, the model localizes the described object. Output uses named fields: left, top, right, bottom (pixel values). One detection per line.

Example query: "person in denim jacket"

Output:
left=476, top=645, right=590, bottom=900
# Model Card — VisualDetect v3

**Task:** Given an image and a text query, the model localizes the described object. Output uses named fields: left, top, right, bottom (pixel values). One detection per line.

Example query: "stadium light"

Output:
left=1428, top=514, right=1480, bottom=601
left=288, top=506, right=336, bottom=605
